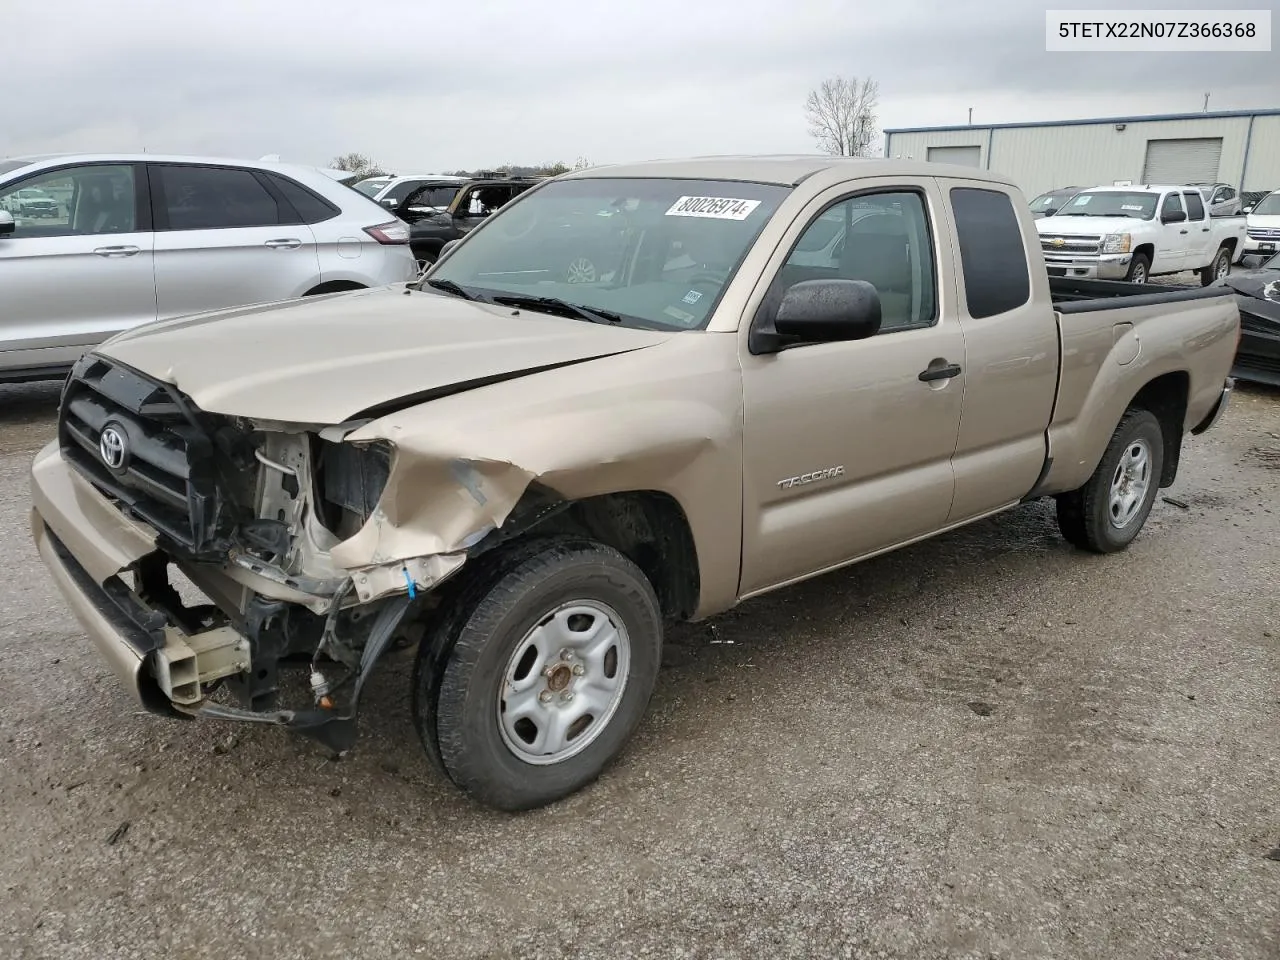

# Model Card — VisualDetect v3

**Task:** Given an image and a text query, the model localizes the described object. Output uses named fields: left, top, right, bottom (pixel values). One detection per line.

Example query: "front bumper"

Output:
left=30, top=440, right=421, bottom=751
left=1042, top=253, right=1132, bottom=280
left=1242, top=237, right=1278, bottom=257
left=1233, top=299, right=1280, bottom=386
left=30, top=441, right=248, bottom=714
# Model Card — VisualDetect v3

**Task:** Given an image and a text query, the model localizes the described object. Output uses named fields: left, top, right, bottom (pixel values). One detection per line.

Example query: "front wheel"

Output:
left=1055, top=407, right=1165, bottom=553
left=1125, top=253, right=1150, bottom=284
left=414, top=538, right=663, bottom=811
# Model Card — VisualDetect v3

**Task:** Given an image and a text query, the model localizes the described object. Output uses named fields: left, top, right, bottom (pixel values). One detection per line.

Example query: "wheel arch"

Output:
left=1127, top=370, right=1189, bottom=487
left=303, top=279, right=367, bottom=297
left=470, top=485, right=702, bottom=622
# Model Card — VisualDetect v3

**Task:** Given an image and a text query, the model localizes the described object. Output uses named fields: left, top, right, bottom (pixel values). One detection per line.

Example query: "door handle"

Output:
left=264, top=238, right=302, bottom=249
left=1179, top=229, right=1188, bottom=234
left=93, top=245, right=140, bottom=257
left=1201, top=228, right=1210, bottom=232
left=919, top=361, right=962, bottom=382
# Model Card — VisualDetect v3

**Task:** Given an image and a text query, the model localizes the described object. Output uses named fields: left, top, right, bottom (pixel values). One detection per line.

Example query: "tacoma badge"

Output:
left=777, top=466, right=845, bottom=489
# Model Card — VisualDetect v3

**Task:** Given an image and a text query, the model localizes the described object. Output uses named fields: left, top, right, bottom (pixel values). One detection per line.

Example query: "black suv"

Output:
left=408, top=177, right=541, bottom=266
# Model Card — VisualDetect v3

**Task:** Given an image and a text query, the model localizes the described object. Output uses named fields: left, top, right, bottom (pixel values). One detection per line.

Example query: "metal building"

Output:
left=882, top=108, right=1280, bottom=200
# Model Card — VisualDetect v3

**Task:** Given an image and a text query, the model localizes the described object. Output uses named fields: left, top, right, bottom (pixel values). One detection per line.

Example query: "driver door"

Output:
left=738, top=179, right=966, bottom=597
left=1154, top=192, right=1187, bottom=273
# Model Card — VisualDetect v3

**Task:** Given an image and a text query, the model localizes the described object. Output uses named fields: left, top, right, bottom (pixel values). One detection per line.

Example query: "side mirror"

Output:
left=1239, top=254, right=1269, bottom=271
left=0, top=210, right=13, bottom=236
left=439, top=238, right=461, bottom=259
left=1042, top=207, right=1058, bottom=217
left=771, top=279, right=882, bottom=344
left=1162, top=210, right=1187, bottom=224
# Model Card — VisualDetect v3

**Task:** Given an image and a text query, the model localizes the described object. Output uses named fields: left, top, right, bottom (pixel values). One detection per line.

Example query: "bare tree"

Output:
left=329, top=152, right=390, bottom=179
left=804, top=76, right=880, bottom=157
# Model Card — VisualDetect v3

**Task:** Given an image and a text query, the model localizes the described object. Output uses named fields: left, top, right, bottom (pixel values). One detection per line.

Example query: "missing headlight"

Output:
left=316, top=439, right=392, bottom=537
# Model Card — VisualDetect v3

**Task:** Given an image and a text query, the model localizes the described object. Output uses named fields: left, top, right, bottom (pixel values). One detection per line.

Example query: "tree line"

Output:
left=328, top=154, right=593, bottom=181
left=329, top=78, right=881, bottom=181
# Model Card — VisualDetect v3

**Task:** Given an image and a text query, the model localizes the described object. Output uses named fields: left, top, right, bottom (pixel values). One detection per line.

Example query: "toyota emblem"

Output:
left=1051, top=238, right=1065, bottom=248
left=99, top=424, right=128, bottom=470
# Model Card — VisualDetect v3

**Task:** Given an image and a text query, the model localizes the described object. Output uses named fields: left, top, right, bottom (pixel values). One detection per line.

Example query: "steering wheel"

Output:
left=684, top=271, right=726, bottom=290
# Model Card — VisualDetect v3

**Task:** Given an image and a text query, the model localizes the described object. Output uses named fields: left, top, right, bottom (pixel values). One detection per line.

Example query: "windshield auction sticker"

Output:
left=665, top=196, right=762, bottom=220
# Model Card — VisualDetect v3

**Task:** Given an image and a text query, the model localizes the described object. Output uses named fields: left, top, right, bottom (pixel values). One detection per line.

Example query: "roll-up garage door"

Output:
left=927, top=145, right=982, bottom=167
left=1141, top=138, right=1223, bottom=184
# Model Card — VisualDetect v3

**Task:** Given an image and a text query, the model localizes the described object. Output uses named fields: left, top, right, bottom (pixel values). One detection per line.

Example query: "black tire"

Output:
left=1055, top=407, right=1165, bottom=554
left=412, top=537, right=663, bottom=811
left=1125, top=253, right=1151, bottom=284
left=1199, top=245, right=1231, bottom=286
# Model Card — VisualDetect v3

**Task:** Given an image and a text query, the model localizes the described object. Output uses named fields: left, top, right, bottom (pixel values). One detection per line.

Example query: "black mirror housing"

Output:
left=1162, top=210, right=1187, bottom=224
left=759, top=279, right=882, bottom=350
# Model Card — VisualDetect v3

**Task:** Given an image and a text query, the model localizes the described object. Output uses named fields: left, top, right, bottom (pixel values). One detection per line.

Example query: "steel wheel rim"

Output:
left=1109, top=438, right=1152, bottom=529
left=566, top=257, right=596, bottom=284
left=1131, top=263, right=1146, bottom=283
left=497, top=600, right=631, bottom=765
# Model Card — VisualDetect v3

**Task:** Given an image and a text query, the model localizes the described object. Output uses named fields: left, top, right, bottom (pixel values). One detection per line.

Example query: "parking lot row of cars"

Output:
left=2, top=152, right=1277, bottom=391
left=0, top=154, right=596, bottom=384
left=1029, top=180, right=1280, bottom=261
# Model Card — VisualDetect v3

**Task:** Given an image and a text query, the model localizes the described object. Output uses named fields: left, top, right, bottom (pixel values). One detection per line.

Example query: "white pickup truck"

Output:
left=1036, top=184, right=1248, bottom=285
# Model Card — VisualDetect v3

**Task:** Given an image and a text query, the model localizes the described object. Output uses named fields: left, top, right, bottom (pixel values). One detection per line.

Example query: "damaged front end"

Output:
left=52, top=354, right=478, bottom=752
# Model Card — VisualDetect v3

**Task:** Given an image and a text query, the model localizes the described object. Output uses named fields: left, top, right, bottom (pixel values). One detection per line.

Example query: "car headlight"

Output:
left=1101, top=233, right=1132, bottom=254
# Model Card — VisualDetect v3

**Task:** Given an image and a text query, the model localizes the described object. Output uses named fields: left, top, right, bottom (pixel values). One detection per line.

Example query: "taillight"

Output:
left=363, top=221, right=409, bottom=244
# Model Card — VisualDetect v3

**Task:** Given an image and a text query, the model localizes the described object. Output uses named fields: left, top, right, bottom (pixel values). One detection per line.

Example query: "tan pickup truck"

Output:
left=30, top=157, right=1239, bottom=811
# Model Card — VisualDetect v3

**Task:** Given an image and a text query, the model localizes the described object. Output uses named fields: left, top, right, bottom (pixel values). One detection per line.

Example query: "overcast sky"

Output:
left=3, top=0, right=1275, bottom=173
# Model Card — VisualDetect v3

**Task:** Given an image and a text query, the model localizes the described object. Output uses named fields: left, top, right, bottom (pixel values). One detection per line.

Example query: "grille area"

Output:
left=58, top=356, right=236, bottom=557
left=1247, top=228, right=1280, bottom=240
left=1041, top=233, right=1102, bottom=256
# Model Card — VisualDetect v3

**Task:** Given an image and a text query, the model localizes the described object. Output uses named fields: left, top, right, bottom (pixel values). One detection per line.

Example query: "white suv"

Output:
left=352, top=174, right=469, bottom=212
left=0, top=153, right=417, bottom=383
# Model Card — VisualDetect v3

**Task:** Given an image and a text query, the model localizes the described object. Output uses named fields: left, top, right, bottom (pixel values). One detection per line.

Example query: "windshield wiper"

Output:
left=491, top=294, right=623, bottom=325
left=423, top=278, right=489, bottom=302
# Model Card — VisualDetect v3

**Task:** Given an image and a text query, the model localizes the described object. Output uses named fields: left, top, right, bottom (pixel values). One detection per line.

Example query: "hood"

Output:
left=1217, top=268, right=1280, bottom=302
left=1036, top=215, right=1152, bottom=235
left=97, top=285, right=673, bottom=424
left=1246, top=213, right=1280, bottom=227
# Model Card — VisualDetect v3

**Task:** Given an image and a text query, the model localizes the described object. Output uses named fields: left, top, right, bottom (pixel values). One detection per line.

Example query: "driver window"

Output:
left=0, top=164, right=137, bottom=238
left=1161, top=192, right=1184, bottom=218
left=772, top=191, right=936, bottom=333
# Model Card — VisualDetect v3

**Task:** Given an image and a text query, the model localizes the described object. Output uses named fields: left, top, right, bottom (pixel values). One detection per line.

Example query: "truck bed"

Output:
left=1048, top=275, right=1226, bottom=308
left=1036, top=275, right=1240, bottom=498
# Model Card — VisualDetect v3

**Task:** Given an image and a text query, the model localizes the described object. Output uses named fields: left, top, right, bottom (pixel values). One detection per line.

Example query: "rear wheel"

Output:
left=412, top=537, right=663, bottom=811
left=1200, top=245, right=1231, bottom=286
left=1125, top=253, right=1150, bottom=284
left=1055, top=407, right=1165, bottom=553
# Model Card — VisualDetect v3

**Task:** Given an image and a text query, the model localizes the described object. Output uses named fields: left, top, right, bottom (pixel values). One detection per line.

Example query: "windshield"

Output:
left=1059, top=190, right=1158, bottom=219
left=1252, top=192, right=1280, bottom=216
left=401, top=184, right=460, bottom=208
left=1029, top=190, right=1076, bottom=212
left=423, top=177, right=790, bottom=331
left=351, top=180, right=385, bottom=197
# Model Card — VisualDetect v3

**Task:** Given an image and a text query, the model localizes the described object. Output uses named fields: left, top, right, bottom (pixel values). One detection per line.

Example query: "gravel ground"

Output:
left=1, top=376, right=1278, bottom=960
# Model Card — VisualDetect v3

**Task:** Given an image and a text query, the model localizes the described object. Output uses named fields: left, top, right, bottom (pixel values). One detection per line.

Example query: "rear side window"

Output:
left=1183, top=191, right=1206, bottom=220
left=155, top=165, right=283, bottom=230
left=949, top=187, right=1030, bottom=319
left=265, top=173, right=340, bottom=223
